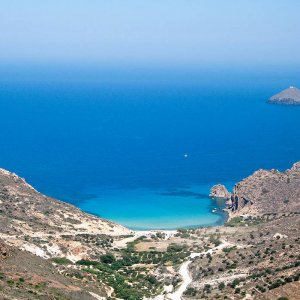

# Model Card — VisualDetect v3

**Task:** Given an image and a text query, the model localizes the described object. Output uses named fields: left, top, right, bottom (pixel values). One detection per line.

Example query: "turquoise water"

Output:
left=79, top=184, right=233, bottom=230
left=0, top=65, right=299, bottom=229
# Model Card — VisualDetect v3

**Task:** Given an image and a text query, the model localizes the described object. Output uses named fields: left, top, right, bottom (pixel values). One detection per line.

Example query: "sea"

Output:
left=0, top=64, right=299, bottom=230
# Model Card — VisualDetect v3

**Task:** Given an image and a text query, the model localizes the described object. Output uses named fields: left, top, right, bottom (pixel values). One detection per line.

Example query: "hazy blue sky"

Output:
left=1, top=1, right=299, bottom=66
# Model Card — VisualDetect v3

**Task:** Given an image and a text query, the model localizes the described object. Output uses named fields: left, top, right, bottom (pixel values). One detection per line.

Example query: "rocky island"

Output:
left=0, top=164, right=300, bottom=299
left=268, top=86, right=300, bottom=105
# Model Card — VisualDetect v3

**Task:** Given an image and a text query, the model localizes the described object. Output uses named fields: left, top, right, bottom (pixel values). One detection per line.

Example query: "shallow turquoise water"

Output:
left=79, top=183, right=234, bottom=230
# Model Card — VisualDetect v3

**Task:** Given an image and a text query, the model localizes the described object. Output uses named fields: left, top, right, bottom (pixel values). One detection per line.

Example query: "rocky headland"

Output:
left=226, top=162, right=300, bottom=219
left=268, top=86, right=300, bottom=105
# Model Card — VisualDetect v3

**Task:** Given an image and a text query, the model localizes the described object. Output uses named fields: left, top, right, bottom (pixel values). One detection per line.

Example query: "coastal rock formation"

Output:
left=268, top=86, right=300, bottom=105
left=227, top=161, right=300, bottom=218
left=209, top=184, right=231, bottom=199
left=189, top=162, right=300, bottom=299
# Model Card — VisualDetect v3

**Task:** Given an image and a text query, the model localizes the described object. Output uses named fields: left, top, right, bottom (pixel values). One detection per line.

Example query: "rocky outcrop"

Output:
left=0, top=239, right=9, bottom=259
left=268, top=86, right=300, bottom=105
left=209, top=184, right=231, bottom=199
left=227, top=162, right=300, bottom=218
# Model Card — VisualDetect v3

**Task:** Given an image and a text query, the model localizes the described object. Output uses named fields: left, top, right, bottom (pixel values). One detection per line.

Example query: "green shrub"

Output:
left=222, top=246, right=236, bottom=253
left=51, top=257, right=72, bottom=265
left=101, top=253, right=116, bottom=264
left=226, top=216, right=243, bottom=227
left=167, top=243, right=186, bottom=253
left=76, top=259, right=99, bottom=266
left=218, top=282, right=225, bottom=290
left=147, top=275, right=157, bottom=285
left=184, top=287, right=197, bottom=296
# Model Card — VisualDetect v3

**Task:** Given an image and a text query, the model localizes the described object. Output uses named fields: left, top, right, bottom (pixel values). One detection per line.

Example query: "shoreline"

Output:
left=55, top=182, right=232, bottom=232
left=78, top=192, right=229, bottom=232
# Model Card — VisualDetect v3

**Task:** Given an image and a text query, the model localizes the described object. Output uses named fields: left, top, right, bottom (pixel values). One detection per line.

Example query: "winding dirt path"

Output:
left=164, top=242, right=232, bottom=300
left=166, top=260, right=193, bottom=300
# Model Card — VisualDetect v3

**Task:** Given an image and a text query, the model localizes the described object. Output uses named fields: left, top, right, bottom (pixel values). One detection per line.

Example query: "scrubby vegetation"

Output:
left=75, top=238, right=190, bottom=299
left=51, top=257, right=73, bottom=265
left=184, top=212, right=300, bottom=299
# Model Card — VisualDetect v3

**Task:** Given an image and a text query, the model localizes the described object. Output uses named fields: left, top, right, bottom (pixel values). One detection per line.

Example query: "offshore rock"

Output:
left=209, top=184, right=231, bottom=199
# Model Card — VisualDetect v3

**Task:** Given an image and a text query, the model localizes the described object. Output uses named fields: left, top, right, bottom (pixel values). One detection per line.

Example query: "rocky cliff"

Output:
left=227, top=162, right=300, bottom=218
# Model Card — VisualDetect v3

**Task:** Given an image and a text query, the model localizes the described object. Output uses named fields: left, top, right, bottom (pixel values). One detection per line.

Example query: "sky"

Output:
left=0, top=1, right=300, bottom=67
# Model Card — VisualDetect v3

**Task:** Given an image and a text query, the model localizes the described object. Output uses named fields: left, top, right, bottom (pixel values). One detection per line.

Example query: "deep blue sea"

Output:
left=0, top=65, right=299, bottom=229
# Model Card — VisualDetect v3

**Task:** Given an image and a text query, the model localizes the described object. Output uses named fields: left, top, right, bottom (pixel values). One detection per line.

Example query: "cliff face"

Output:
left=268, top=86, right=300, bottom=105
left=228, top=162, right=300, bottom=218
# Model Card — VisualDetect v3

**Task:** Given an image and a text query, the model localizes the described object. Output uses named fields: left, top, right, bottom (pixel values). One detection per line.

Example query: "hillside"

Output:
left=0, top=168, right=129, bottom=261
left=0, top=168, right=133, bottom=299
left=0, top=238, right=109, bottom=300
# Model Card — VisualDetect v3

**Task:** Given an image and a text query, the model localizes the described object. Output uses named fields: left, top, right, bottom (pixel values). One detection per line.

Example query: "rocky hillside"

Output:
left=0, top=168, right=134, bottom=299
left=187, top=211, right=300, bottom=300
left=228, top=162, right=300, bottom=218
left=0, top=168, right=130, bottom=260
left=0, top=238, right=109, bottom=300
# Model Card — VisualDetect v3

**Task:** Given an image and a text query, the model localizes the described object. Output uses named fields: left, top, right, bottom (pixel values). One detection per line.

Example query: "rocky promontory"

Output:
left=268, top=86, right=300, bottom=105
left=209, top=184, right=231, bottom=199
left=227, top=161, right=300, bottom=218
